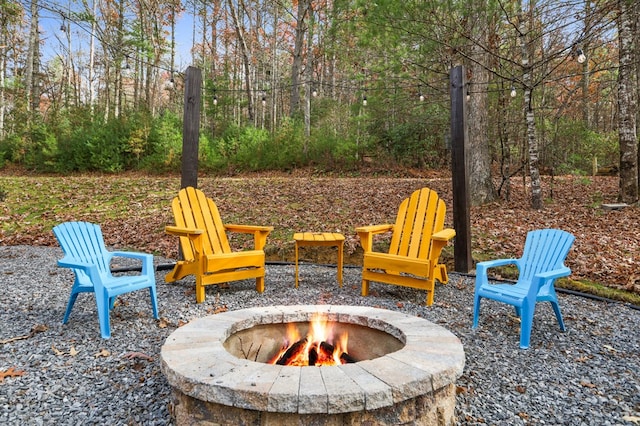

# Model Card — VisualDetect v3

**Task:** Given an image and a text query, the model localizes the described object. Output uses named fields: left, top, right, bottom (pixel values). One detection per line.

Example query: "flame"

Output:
left=268, top=313, right=352, bottom=366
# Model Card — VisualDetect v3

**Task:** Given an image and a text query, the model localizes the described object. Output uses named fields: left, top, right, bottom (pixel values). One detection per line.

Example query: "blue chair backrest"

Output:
left=53, top=221, right=111, bottom=277
left=520, top=229, right=575, bottom=283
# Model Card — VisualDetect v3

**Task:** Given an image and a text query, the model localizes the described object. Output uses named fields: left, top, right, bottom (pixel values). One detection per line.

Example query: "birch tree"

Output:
left=520, top=0, right=543, bottom=210
left=290, top=0, right=311, bottom=117
left=25, top=0, right=40, bottom=116
left=617, top=0, right=639, bottom=203
left=0, top=0, right=23, bottom=136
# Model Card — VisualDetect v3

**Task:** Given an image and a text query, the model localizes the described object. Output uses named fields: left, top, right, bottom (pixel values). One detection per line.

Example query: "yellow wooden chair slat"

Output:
left=165, top=187, right=273, bottom=303
left=356, top=187, right=455, bottom=306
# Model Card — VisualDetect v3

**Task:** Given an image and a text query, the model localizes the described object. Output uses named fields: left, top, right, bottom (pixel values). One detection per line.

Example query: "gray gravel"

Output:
left=1, top=245, right=639, bottom=425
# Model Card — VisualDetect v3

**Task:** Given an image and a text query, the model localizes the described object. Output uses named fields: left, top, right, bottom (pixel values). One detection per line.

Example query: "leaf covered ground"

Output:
left=0, top=170, right=638, bottom=297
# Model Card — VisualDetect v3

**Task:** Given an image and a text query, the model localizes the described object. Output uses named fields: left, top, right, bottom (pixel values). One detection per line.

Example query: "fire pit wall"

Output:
left=161, top=305, right=465, bottom=425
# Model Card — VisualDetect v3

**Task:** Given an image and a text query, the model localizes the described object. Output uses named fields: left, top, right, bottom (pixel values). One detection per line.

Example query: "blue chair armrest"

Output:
left=58, top=257, right=104, bottom=284
left=58, top=257, right=98, bottom=271
left=475, top=258, right=521, bottom=289
left=535, top=266, right=571, bottom=281
left=527, top=266, right=571, bottom=299
left=110, top=251, right=155, bottom=275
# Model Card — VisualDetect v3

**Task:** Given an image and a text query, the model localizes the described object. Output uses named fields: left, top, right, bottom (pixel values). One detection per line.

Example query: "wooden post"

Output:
left=181, top=66, right=202, bottom=189
left=449, top=65, right=472, bottom=273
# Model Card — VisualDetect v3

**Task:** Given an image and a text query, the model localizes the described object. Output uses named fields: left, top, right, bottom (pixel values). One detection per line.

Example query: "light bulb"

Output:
left=312, top=89, right=318, bottom=97
left=510, top=87, right=517, bottom=98
left=262, top=95, right=266, bottom=106
left=419, top=93, right=424, bottom=102
left=213, top=95, right=218, bottom=106
left=577, top=49, right=586, bottom=64
left=362, top=95, right=367, bottom=106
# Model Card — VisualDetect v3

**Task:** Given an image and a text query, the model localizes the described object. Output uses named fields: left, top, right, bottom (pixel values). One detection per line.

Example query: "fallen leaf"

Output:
left=580, top=380, right=596, bottom=388
left=51, top=344, right=64, bottom=356
left=0, top=367, right=26, bottom=382
left=622, top=415, right=640, bottom=425
left=94, top=348, right=111, bottom=358
left=122, top=352, right=153, bottom=362
left=158, top=318, right=169, bottom=329
left=69, top=346, right=78, bottom=357
left=515, top=385, right=526, bottom=394
left=456, top=385, right=468, bottom=395
left=213, top=305, right=228, bottom=314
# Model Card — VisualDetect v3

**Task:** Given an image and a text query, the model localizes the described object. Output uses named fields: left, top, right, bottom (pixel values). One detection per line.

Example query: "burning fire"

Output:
left=268, top=314, right=355, bottom=366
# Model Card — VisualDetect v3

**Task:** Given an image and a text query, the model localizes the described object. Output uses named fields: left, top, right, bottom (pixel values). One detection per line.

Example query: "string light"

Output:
left=510, top=86, right=517, bottom=98
left=419, top=92, right=424, bottom=102
left=262, top=94, right=266, bottom=106
left=312, top=87, right=318, bottom=97
left=362, top=94, right=367, bottom=106
left=213, top=95, right=218, bottom=106
left=576, top=48, right=586, bottom=64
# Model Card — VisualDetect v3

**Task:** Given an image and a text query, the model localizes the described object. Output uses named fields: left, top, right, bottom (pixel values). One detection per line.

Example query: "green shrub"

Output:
left=140, top=111, right=184, bottom=172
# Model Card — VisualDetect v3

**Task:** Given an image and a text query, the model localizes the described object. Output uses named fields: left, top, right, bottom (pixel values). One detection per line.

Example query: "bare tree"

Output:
left=25, top=0, right=40, bottom=116
left=227, top=0, right=255, bottom=122
left=290, top=0, right=310, bottom=117
left=0, top=1, right=23, bottom=136
left=466, top=0, right=496, bottom=205
left=617, top=0, right=639, bottom=203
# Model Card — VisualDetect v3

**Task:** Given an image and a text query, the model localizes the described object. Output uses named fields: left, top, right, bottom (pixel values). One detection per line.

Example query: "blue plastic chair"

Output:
left=472, top=229, right=575, bottom=349
left=53, top=221, right=159, bottom=339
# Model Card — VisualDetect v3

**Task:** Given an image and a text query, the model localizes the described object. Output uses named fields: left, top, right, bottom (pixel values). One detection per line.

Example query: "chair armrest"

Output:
left=225, top=224, right=273, bottom=251
left=355, top=224, right=394, bottom=234
left=165, top=225, right=205, bottom=258
left=165, top=225, right=204, bottom=237
left=110, top=251, right=155, bottom=275
left=57, top=257, right=103, bottom=284
left=356, top=224, right=394, bottom=253
left=529, top=266, right=572, bottom=299
left=432, top=228, right=456, bottom=242
left=429, top=228, right=456, bottom=264
left=225, top=224, right=274, bottom=234
left=535, top=266, right=571, bottom=280
left=475, top=258, right=521, bottom=290
left=58, top=257, right=97, bottom=271
left=477, top=258, right=520, bottom=271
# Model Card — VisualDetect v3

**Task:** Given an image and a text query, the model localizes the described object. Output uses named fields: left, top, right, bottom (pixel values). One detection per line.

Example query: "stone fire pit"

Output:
left=161, top=305, right=465, bottom=425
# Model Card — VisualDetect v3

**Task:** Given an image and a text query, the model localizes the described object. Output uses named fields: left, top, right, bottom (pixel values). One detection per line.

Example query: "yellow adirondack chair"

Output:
left=356, top=187, right=456, bottom=306
left=165, top=187, right=273, bottom=303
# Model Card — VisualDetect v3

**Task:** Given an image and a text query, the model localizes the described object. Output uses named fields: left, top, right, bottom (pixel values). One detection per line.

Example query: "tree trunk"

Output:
left=521, top=0, right=543, bottom=210
left=25, top=0, right=40, bottom=116
left=581, top=0, right=592, bottom=127
left=304, top=5, right=314, bottom=145
left=88, top=0, right=97, bottom=116
left=227, top=0, right=254, bottom=122
left=467, top=0, right=496, bottom=206
left=617, top=0, right=639, bottom=203
left=290, top=0, right=310, bottom=117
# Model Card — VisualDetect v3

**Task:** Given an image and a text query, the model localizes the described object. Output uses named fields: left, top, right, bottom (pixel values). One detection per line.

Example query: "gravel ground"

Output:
left=1, top=245, right=639, bottom=425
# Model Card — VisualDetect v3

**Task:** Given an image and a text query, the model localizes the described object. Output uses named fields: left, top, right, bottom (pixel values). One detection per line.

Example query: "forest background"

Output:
left=0, top=1, right=639, bottom=301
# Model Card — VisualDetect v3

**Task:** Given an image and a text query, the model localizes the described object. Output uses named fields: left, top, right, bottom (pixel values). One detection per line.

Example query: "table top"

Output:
left=293, top=232, right=345, bottom=242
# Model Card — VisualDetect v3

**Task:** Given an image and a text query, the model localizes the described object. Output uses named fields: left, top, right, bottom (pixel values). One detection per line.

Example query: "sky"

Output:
left=36, top=3, right=195, bottom=72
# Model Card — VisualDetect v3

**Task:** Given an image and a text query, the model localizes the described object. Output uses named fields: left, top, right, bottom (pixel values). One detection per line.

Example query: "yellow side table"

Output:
left=293, top=232, right=345, bottom=288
